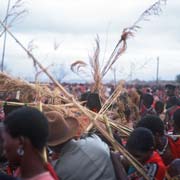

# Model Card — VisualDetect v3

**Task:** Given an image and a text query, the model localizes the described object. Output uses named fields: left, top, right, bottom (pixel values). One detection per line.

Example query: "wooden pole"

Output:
left=1, top=0, right=11, bottom=72
left=156, top=56, right=159, bottom=85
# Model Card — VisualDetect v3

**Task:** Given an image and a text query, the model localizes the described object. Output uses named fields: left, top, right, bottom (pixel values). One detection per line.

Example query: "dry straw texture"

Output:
left=0, top=72, right=62, bottom=104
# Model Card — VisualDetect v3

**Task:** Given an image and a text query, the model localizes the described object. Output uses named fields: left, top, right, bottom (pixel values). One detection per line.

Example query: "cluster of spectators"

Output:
left=0, top=83, right=180, bottom=180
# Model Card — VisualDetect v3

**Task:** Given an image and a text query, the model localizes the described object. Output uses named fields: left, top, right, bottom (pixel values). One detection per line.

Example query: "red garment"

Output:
left=140, top=104, right=146, bottom=116
left=128, top=151, right=166, bottom=180
left=45, top=163, right=59, bottom=180
left=168, top=136, right=180, bottom=159
left=146, top=151, right=166, bottom=180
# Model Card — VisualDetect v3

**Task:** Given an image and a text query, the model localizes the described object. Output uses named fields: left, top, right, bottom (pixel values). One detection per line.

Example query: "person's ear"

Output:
left=17, top=136, right=25, bottom=157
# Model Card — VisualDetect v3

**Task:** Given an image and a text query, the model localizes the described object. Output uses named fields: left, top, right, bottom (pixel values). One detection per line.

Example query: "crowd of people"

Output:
left=0, top=82, right=180, bottom=180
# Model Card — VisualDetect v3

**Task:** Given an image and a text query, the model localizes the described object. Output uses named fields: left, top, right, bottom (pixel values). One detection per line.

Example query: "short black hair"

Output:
left=86, top=93, right=101, bottom=112
left=136, top=115, right=164, bottom=136
left=126, top=127, right=154, bottom=153
left=80, top=91, right=91, bottom=102
left=155, top=101, right=164, bottom=114
left=165, top=84, right=176, bottom=90
left=4, top=106, right=49, bottom=150
left=173, top=109, right=180, bottom=129
left=3, top=98, right=22, bottom=116
left=142, top=93, right=153, bottom=107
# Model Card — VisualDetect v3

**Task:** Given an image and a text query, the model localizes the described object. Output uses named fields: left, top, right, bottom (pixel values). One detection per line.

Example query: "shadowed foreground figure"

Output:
left=1, top=107, right=58, bottom=180
left=126, top=127, right=166, bottom=180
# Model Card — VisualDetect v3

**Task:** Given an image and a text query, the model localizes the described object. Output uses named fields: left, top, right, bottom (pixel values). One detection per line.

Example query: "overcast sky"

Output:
left=0, top=0, right=180, bottom=83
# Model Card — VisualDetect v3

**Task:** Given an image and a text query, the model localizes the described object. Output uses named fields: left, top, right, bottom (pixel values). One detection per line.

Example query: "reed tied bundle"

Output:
left=0, top=72, right=63, bottom=104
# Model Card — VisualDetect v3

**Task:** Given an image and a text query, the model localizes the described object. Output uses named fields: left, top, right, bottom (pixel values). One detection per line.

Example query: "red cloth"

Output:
left=168, top=136, right=180, bottom=159
left=128, top=151, right=166, bottom=180
left=146, top=151, right=166, bottom=180
left=140, top=104, right=146, bottom=116
left=45, top=162, right=59, bottom=180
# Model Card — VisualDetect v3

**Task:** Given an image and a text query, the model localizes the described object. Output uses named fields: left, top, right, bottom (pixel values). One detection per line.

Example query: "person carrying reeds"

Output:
left=46, top=111, right=117, bottom=180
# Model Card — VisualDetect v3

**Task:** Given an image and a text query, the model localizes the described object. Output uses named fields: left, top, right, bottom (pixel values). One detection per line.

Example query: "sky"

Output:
left=0, top=0, right=180, bottom=83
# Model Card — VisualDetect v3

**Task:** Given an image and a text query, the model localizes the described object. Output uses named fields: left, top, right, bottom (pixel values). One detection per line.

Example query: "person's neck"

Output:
left=20, top=151, right=46, bottom=179
left=52, top=140, right=71, bottom=154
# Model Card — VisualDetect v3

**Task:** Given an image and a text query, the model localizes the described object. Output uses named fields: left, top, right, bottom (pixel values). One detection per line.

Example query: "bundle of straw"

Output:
left=0, top=72, right=63, bottom=104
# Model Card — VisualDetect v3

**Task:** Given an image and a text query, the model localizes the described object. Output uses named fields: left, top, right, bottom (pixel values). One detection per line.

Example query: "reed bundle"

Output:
left=0, top=72, right=64, bottom=104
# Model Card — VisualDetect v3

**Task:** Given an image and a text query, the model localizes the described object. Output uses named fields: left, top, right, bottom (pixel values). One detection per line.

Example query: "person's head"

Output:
left=79, top=91, right=91, bottom=106
left=154, top=101, right=164, bottom=115
left=173, top=109, right=180, bottom=134
left=126, top=127, right=154, bottom=164
left=142, top=93, right=153, bottom=108
left=146, top=88, right=153, bottom=95
left=167, top=159, right=180, bottom=179
left=45, top=111, right=79, bottom=152
left=86, top=93, right=102, bottom=112
left=3, top=98, right=22, bottom=117
left=1, top=107, right=49, bottom=165
left=165, top=84, right=176, bottom=97
left=80, top=92, right=101, bottom=112
left=136, top=115, right=165, bottom=149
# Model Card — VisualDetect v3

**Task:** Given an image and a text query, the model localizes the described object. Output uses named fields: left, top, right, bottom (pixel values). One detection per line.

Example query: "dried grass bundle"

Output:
left=0, top=72, right=63, bottom=104
left=70, top=60, right=87, bottom=74
left=89, top=36, right=103, bottom=93
left=101, top=30, right=132, bottom=77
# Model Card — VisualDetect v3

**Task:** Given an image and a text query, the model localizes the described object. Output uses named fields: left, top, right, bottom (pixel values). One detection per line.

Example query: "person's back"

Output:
left=53, top=134, right=116, bottom=180
left=46, top=111, right=117, bottom=180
